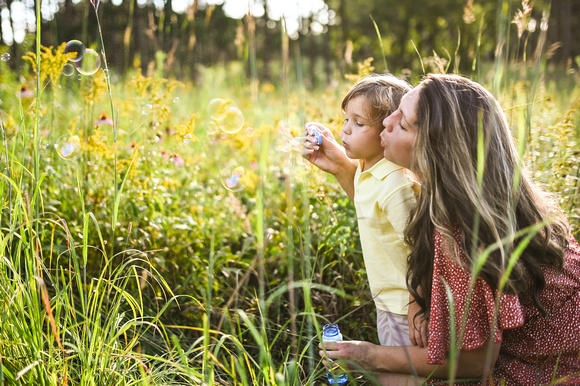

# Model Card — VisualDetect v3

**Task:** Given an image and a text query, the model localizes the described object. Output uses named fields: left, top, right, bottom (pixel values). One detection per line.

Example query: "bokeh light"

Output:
left=215, top=107, right=244, bottom=134
left=55, top=135, right=84, bottom=160
left=64, top=40, right=86, bottom=62
left=74, top=48, right=101, bottom=75
left=220, top=165, right=246, bottom=192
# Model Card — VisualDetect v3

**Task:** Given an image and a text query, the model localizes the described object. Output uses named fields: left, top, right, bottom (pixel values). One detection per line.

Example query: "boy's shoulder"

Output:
left=365, top=158, right=409, bottom=182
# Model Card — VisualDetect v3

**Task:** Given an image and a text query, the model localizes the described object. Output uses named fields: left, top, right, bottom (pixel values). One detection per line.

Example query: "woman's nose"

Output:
left=383, top=116, right=393, bottom=132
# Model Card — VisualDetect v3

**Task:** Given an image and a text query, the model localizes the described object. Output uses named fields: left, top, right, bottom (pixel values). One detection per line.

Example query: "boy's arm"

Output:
left=302, top=122, right=357, bottom=200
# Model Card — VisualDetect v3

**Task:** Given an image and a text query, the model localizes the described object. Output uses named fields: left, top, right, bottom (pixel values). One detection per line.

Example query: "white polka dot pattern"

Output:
left=426, top=229, right=580, bottom=384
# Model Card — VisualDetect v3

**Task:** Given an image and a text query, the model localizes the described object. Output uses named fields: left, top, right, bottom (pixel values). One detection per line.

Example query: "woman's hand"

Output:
left=319, top=340, right=380, bottom=372
left=408, top=300, right=429, bottom=347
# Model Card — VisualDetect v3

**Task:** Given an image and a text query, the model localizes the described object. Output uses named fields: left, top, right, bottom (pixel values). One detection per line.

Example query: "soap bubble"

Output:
left=220, top=165, right=246, bottom=192
left=55, top=135, right=83, bottom=160
left=64, top=40, right=85, bottom=62
left=103, top=69, right=110, bottom=79
left=62, top=63, right=75, bottom=76
left=215, top=107, right=244, bottom=134
left=207, top=98, right=230, bottom=120
left=173, top=97, right=179, bottom=103
left=245, top=127, right=254, bottom=137
left=142, top=104, right=153, bottom=115
left=74, top=48, right=100, bottom=75
left=1, top=52, right=10, bottom=62
left=183, top=133, right=193, bottom=144
left=206, top=121, right=219, bottom=135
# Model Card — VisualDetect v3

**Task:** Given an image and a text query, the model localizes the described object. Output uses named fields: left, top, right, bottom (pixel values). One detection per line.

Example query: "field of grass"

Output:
left=1, top=20, right=579, bottom=385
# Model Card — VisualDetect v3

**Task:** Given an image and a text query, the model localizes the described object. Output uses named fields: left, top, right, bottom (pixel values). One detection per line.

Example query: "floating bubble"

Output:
left=206, top=121, right=219, bottom=135
left=1, top=52, right=10, bottom=62
left=220, top=165, right=246, bottom=192
left=183, top=133, right=193, bottom=144
left=142, top=104, right=153, bottom=115
left=75, top=48, right=100, bottom=75
left=215, top=107, right=244, bottom=134
left=245, top=127, right=254, bottom=137
left=103, top=69, right=110, bottom=79
left=55, top=135, right=83, bottom=160
left=173, top=97, right=179, bottom=103
left=62, top=63, right=75, bottom=76
left=64, top=40, right=85, bottom=62
left=275, top=137, right=304, bottom=153
left=207, top=98, right=230, bottom=120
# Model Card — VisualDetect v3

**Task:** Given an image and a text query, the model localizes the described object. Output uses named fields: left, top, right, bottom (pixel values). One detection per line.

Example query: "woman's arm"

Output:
left=319, top=338, right=500, bottom=380
left=407, top=294, right=428, bottom=347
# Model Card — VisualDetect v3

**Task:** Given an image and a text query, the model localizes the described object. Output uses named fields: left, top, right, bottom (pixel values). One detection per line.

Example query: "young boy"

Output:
left=302, top=74, right=417, bottom=346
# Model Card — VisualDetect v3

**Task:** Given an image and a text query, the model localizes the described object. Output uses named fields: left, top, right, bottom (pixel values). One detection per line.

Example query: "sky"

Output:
left=173, top=0, right=330, bottom=37
left=2, top=0, right=330, bottom=45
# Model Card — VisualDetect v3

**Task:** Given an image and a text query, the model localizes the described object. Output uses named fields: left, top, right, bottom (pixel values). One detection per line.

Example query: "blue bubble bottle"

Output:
left=322, top=324, right=349, bottom=385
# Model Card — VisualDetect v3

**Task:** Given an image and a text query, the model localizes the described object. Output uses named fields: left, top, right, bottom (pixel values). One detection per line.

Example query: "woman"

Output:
left=306, top=74, right=580, bottom=384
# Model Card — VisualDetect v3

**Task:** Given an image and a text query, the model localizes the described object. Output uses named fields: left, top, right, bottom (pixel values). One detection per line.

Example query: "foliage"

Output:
left=0, top=0, right=579, bottom=383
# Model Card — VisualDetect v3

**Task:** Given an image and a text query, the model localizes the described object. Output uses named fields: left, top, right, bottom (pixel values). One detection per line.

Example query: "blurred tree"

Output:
left=3, top=0, right=577, bottom=81
left=549, top=0, right=580, bottom=66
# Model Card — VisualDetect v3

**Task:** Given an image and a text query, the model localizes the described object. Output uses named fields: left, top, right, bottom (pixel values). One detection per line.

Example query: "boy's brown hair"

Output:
left=341, top=74, right=412, bottom=127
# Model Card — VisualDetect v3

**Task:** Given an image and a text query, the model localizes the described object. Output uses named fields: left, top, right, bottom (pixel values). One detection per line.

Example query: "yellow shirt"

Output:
left=354, top=158, right=417, bottom=315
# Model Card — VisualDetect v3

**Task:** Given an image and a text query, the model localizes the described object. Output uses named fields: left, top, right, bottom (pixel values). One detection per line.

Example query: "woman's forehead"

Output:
left=400, top=88, right=421, bottom=125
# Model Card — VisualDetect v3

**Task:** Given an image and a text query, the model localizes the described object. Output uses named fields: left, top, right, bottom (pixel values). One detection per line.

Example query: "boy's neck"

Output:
left=361, top=155, right=385, bottom=172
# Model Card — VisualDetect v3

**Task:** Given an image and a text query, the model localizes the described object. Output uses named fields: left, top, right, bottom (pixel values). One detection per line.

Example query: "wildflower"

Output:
left=512, top=0, right=534, bottom=38
left=170, top=153, right=184, bottom=167
left=18, top=85, right=34, bottom=99
left=94, top=113, right=113, bottom=126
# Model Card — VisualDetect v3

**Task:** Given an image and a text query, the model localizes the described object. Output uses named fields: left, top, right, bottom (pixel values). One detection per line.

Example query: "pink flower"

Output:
left=94, top=113, right=113, bottom=126
left=170, top=153, right=184, bottom=167
left=18, top=85, right=34, bottom=99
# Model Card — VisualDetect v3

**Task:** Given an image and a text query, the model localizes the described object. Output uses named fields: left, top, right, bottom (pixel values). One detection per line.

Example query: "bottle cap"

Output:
left=323, top=324, right=340, bottom=338
left=312, top=129, right=322, bottom=145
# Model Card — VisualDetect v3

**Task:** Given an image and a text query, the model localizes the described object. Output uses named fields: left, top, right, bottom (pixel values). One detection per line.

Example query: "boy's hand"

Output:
left=301, top=122, right=345, bottom=175
left=408, top=298, right=428, bottom=347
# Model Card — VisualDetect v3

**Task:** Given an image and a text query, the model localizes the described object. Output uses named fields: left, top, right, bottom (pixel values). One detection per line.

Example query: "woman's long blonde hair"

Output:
left=406, top=74, right=570, bottom=318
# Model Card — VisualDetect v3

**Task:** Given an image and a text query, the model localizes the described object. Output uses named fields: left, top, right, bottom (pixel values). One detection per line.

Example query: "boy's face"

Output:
left=340, top=96, right=385, bottom=169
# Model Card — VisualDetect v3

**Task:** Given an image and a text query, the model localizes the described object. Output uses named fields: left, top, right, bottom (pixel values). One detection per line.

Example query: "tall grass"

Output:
left=0, top=0, right=578, bottom=384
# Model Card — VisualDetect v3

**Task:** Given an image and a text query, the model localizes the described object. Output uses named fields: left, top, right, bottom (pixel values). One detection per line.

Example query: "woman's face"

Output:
left=380, top=87, right=420, bottom=170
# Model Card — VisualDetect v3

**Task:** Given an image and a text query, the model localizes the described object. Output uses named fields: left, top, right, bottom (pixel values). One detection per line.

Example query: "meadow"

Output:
left=1, top=11, right=580, bottom=386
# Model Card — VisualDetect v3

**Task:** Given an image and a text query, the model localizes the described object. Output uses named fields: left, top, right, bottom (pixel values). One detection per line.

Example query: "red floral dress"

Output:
left=427, top=229, right=580, bottom=384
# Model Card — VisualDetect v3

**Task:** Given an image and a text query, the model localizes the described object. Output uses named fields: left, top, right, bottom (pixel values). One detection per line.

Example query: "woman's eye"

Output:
left=399, top=122, right=407, bottom=131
